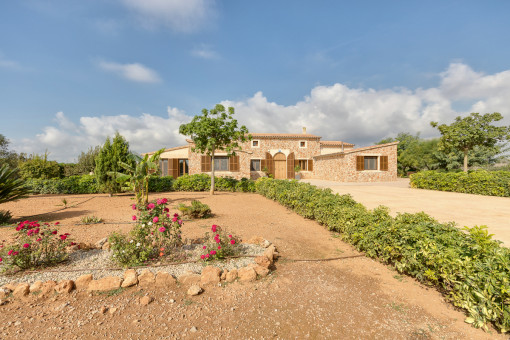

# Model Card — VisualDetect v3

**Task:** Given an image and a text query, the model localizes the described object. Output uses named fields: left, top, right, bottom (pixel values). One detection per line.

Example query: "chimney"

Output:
left=302, top=127, right=307, bottom=134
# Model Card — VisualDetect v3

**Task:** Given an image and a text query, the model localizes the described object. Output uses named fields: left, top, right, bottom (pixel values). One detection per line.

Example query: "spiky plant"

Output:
left=0, top=164, right=31, bottom=205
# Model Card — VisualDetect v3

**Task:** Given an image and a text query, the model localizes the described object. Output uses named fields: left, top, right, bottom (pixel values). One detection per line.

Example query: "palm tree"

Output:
left=0, top=164, right=31, bottom=223
left=110, top=149, right=165, bottom=206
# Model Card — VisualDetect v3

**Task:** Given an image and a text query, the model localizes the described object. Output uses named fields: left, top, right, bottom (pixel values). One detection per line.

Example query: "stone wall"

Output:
left=313, top=143, right=398, bottom=182
left=189, top=136, right=321, bottom=180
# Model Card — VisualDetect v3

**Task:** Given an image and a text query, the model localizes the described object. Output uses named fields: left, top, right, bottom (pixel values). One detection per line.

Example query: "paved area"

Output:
left=303, top=178, right=510, bottom=246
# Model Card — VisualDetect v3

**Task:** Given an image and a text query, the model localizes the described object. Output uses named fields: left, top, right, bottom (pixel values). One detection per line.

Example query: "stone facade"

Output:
left=313, top=142, right=398, bottom=182
left=149, top=133, right=398, bottom=182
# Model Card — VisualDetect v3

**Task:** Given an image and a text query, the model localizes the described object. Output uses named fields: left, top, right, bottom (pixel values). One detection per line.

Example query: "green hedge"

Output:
left=410, top=170, right=510, bottom=197
left=25, top=174, right=256, bottom=194
left=255, top=178, right=510, bottom=332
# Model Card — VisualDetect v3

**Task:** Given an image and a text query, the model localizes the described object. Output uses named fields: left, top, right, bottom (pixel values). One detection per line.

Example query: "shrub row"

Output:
left=255, top=178, right=510, bottom=332
left=25, top=174, right=256, bottom=194
left=410, top=170, right=510, bottom=197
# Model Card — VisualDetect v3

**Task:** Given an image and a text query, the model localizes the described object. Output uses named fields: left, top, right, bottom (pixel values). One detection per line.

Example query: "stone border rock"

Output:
left=0, top=241, right=278, bottom=304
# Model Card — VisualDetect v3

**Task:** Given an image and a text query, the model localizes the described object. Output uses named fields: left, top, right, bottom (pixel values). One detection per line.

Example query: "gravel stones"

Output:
left=139, top=295, right=154, bottom=306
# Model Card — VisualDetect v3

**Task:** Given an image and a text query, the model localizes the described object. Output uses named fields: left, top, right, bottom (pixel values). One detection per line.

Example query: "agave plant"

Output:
left=110, top=149, right=165, bottom=206
left=0, top=164, right=31, bottom=205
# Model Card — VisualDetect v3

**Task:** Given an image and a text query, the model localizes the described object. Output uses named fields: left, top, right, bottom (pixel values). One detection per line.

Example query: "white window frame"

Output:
left=252, top=140, right=260, bottom=148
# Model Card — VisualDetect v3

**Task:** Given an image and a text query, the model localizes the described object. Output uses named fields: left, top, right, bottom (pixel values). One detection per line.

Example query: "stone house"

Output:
left=147, top=128, right=398, bottom=182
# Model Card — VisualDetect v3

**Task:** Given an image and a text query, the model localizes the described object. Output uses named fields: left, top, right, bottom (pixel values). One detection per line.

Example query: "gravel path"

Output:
left=0, top=243, right=265, bottom=286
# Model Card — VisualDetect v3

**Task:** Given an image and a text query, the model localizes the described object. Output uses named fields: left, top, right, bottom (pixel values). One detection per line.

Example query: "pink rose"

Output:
left=228, top=235, right=232, bottom=238
left=0, top=257, right=2, bottom=262
left=203, top=246, right=206, bottom=249
left=55, top=222, right=60, bottom=225
left=52, top=230, right=57, bottom=235
left=13, top=251, right=18, bottom=256
left=132, top=215, right=137, bottom=221
left=147, top=203, right=155, bottom=209
left=173, top=213, right=179, bottom=218
left=205, top=254, right=210, bottom=258
left=200, top=255, right=205, bottom=259
left=132, top=204, right=137, bottom=210
left=210, top=250, right=216, bottom=255
left=161, top=198, right=168, bottom=204
left=230, top=240, right=235, bottom=245
left=178, top=220, right=182, bottom=225
left=23, top=243, right=30, bottom=248
left=211, top=225, right=217, bottom=232
left=164, top=208, right=169, bottom=212
left=36, top=238, right=42, bottom=242
left=7, top=250, right=13, bottom=256
left=60, top=235, right=67, bottom=241
left=218, top=246, right=221, bottom=250
left=172, top=217, right=177, bottom=222
left=153, top=216, right=159, bottom=223
left=159, top=227, right=166, bottom=233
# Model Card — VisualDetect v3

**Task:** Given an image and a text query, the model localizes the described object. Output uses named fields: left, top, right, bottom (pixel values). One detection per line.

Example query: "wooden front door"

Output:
left=274, top=153, right=287, bottom=179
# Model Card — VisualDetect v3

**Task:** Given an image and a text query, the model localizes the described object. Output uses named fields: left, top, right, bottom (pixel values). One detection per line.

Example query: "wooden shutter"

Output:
left=356, top=156, right=364, bottom=171
left=168, top=158, right=179, bottom=178
left=308, top=159, right=313, bottom=172
left=265, top=152, right=274, bottom=177
left=380, top=156, right=388, bottom=171
left=229, top=155, right=240, bottom=172
left=201, top=155, right=211, bottom=172
left=287, top=152, right=295, bottom=179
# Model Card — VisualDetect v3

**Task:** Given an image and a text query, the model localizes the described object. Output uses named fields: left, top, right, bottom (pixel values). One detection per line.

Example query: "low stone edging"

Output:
left=0, top=243, right=278, bottom=304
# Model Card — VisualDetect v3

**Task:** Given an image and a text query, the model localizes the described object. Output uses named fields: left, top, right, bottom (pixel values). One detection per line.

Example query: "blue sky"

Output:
left=1, top=0, right=510, bottom=161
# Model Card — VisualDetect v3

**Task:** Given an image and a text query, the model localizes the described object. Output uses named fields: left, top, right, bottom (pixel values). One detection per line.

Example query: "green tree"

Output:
left=76, top=145, right=101, bottom=175
left=431, top=113, right=510, bottom=172
left=95, top=133, right=133, bottom=195
left=0, top=134, right=19, bottom=169
left=111, top=149, right=165, bottom=205
left=18, top=151, right=62, bottom=179
left=179, top=104, right=250, bottom=195
left=377, top=132, right=420, bottom=175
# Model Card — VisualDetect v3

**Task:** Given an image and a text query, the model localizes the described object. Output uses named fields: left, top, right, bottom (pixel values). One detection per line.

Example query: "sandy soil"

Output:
left=0, top=192, right=504, bottom=339
left=305, top=178, right=510, bottom=246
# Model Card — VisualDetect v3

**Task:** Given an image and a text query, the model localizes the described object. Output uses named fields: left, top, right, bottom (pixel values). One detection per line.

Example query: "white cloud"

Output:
left=191, top=44, right=219, bottom=59
left=98, top=61, right=161, bottom=83
left=120, top=0, right=216, bottom=33
left=11, top=63, right=510, bottom=161
left=13, top=108, right=190, bottom=162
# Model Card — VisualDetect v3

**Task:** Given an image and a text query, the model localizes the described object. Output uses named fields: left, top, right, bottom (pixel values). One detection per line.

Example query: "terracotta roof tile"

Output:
left=313, top=141, right=399, bottom=159
left=248, top=133, right=320, bottom=139
left=320, top=141, right=355, bottom=147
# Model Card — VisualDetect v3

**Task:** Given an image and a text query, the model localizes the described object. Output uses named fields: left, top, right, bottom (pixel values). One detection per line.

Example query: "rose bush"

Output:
left=109, top=198, right=183, bottom=267
left=0, top=220, right=72, bottom=272
left=200, top=224, right=240, bottom=261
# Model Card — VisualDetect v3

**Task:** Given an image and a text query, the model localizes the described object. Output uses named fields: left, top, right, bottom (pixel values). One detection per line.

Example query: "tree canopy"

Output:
left=179, top=104, right=250, bottom=194
left=431, top=112, right=510, bottom=172
left=95, top=132, right=133, bottom=195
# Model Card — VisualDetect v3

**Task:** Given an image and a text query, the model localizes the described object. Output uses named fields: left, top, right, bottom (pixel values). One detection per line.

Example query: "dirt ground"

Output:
left=305, top=178, right=510, bottom=246
left=0, top=192, right=505, bottom=339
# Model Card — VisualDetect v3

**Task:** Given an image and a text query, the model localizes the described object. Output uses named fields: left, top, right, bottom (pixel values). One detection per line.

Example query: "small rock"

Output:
left=248, top=264, right=270, bottom=278
left=263, top=245, right=277, bottom=264
left=100, top=306, right=108, bottom=314
left=254, top=256, right=271, bottom=269
left=2, top=283, right=17, bottom=291
left=14, top=321, right=21, bottom=327
left=226, top=269, right=238, bottom=282
left=220, top=271, right=227, bottom=281
left=29, top=281, right=43, bottom=293
left=55, top=280, right=75, bottom=294
left=169, top=299, right=176, bottom=303
left=109, top=307, right=118, bottom=314
left=138, top=269, right=156, bottom=287
left=238, top=267, right=257, bottom=282
left=75, top=274, right=93, bottom=290
left=87, top=276, right=123, bottom=292
left=95, top=237, right=108, bottom=248
left=0, top=287, right=10, bottom=299
left=262, top=239, right=272, bottom=248
left=0, top=298, right=7, bottom=306
left=200, top=266, right=221, bottom=285
left=13, top=283, right=30, bottom=299
left=121, top=269, right=138, bottom=288
left=178, top=273, right=201, bottom=285
left=101, top=241, right=110, bottom=250
left=41, top=281, right=57, bottom=296
left=190, top=326, right=198, bottom=333
left=187, top=285, right=202, bottom=296
left=155, top=271, right=176, bottom=288
left=139, top=296, right=154, bottom=306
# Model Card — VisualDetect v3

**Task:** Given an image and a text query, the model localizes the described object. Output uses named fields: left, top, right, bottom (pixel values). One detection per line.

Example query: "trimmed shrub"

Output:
left=255, top=178, right=510, bottom=332
left=148, top=175, right=174, bottom=192
left=24, top=175, right=99, bottom=194
left=178, top=200, right=212, bottom=219
left=173, top=174, right=256, bottom=192
left=410, top=170, right=510, bottom=197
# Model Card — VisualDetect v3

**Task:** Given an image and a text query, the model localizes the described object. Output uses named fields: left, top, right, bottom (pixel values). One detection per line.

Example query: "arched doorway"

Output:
left=273, top=153, right=286, bottom=179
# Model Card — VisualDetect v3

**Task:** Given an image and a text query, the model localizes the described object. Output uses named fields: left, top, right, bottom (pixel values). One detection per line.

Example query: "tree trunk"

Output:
left=210, top=149, right=215, bottom=195
left=463, top=149, right=468, bottom=173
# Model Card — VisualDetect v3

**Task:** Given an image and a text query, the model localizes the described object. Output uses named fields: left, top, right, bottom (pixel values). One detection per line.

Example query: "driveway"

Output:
left=303, top=178, right=510, bottom=246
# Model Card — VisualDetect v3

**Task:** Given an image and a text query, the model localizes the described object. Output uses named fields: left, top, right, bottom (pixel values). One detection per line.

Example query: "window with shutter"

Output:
left=307, top=159, right=313, bottom=172
left=229, top=155, right=239, bottom=172
left=380, top=156, right=388, bottom=171
left=356, top=156, right=364, bottom=171
left=168, top=158, right=179, bottom=178
left=201, top=155, right=211, bottom=172
left=287, top=152, right=295, bottom=179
